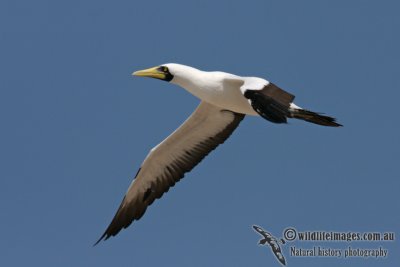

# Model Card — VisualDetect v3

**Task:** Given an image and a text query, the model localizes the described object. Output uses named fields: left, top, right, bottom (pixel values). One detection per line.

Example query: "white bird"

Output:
left=96, top=63, right=341, bottom=244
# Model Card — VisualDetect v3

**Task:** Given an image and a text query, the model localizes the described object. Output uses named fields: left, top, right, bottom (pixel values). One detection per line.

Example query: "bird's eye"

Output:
left=158, top=66, right=168, bottom=73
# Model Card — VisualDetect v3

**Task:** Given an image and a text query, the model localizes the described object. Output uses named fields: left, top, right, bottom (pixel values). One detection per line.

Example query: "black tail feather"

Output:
left=290, top=109, right=342, bottom=127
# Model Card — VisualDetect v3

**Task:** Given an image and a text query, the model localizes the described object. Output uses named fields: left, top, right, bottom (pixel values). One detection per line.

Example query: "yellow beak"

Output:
left=132, top=66, right=165, bottom=80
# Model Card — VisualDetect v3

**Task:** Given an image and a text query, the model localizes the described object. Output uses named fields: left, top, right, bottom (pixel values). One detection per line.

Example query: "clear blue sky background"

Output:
left=1, top=0, right=398, bottom=266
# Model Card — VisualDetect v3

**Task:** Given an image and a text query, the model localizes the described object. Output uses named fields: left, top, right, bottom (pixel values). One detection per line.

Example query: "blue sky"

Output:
left=0, top=0, right=398, bottom=266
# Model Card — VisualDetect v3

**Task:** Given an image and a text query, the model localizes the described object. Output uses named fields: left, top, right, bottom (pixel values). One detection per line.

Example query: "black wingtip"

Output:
left=93, top=233, right=106, bottom=247
left=93, top=231, right=112, bottom=246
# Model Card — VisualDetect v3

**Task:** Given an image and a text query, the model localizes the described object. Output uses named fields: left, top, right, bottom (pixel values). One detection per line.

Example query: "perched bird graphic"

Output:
left=253, top=225, right=286, bottom=266
left=96, top=63, right=342, bottom=244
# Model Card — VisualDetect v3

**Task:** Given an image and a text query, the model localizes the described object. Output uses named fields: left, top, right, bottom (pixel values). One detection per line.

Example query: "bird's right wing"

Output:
left=96, top=101, right=245, bottom=244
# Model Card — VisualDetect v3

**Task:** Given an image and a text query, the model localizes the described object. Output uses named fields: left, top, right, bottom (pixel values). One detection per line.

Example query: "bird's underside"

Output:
left=96, top=64, right=341, bottom=244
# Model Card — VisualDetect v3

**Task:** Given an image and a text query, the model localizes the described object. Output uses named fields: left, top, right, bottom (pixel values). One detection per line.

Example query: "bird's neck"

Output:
left=170, top=66, right=219, bottom=101
left=170, top=65, right=239, bottom=104
left=170, top=66, right=205, bottom=90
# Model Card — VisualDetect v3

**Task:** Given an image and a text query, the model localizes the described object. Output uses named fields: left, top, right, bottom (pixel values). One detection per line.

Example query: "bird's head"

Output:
left=132, top=64, right=174, bottom=82
left=132, top=63, right=202, bottom=84
left=258, top=239, right=267, bottom=245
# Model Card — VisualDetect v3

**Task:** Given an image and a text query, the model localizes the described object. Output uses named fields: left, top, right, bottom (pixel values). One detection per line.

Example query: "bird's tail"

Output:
left=290, top=108, right=342, bottom=127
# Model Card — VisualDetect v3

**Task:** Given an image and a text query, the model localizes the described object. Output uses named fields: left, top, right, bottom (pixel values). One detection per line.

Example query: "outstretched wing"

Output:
left=253, top=225, right=270, bottom=239
left=96, top=101, right=245, bottom=244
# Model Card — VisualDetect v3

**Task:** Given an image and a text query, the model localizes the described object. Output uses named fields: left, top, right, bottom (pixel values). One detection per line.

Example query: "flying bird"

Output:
left=96, top=63, right=341, bottom=244
left=252, top=225, right=287, bottom=266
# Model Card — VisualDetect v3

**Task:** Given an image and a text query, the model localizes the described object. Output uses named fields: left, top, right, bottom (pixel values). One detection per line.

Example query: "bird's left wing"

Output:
left=96, top=101, right=245, bottom=244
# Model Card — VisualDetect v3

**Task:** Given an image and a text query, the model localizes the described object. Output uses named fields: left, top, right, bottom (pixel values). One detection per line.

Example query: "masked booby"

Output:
left=96, top=63, right=341, bottom=244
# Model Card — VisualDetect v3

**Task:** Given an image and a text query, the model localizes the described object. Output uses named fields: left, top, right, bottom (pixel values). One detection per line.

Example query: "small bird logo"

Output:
left=252, top=225, right=286, bottom=266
